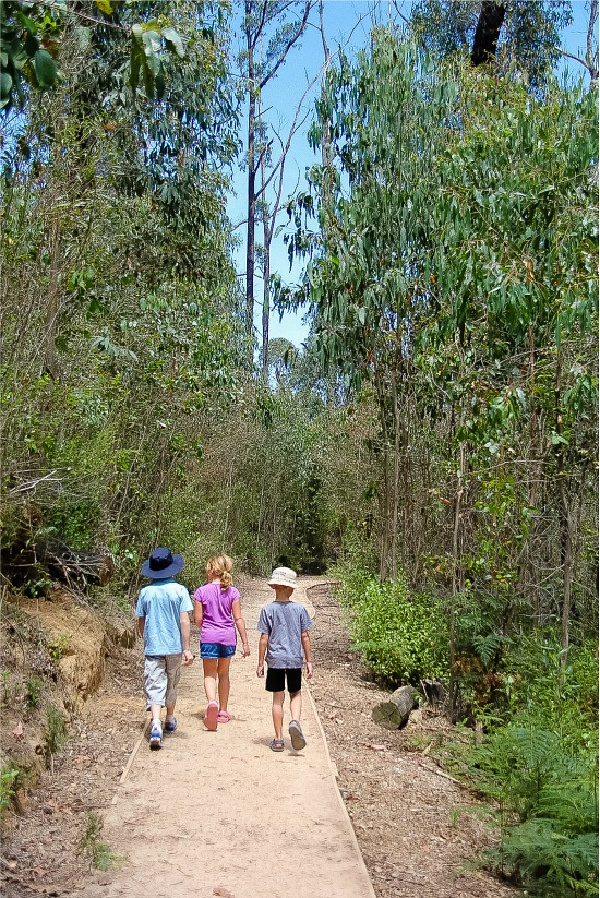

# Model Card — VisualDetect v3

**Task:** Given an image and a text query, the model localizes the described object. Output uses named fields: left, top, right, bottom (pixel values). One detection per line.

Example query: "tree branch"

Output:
left=259, top=1, right=313, bottom=90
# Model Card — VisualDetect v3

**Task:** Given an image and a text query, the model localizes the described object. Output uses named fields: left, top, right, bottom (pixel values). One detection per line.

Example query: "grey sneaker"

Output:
left=288, top=720, right=306, bottom=751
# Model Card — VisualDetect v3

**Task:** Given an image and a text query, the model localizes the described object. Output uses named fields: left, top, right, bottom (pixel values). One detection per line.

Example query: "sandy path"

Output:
left=74, top=577, right=376, bottom=898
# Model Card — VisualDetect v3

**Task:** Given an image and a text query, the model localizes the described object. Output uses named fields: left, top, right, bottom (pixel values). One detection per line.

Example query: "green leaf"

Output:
left=161, top=26, right=184, bottom=59
left=0, top=72, right=12, bottom=100
left=33, top=49, right=57, bottom=89
left=95, top=0, right=113, bottom=13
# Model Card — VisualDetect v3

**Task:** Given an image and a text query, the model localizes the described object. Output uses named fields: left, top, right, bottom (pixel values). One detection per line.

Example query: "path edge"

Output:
left=306, top=684, right=378, bottom=898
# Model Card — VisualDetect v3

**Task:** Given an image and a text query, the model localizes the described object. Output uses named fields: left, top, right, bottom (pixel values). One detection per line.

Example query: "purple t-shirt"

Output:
left=193, top=582, right=240, bottom=646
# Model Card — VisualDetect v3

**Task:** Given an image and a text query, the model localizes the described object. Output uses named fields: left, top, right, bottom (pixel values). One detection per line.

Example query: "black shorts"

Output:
left=265, top=667, right=302, bottom=694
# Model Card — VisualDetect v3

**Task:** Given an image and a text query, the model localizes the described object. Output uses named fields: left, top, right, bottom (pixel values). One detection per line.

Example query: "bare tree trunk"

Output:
left=245, top=4, right=257, bottom=347
left=44, top=217, right=61, bottom=380
left=390, top=370, right=400, bottom=580
left=259, top=80, right=270, bottom=382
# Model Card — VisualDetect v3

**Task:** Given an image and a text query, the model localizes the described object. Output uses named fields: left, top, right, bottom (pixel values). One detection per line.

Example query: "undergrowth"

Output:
left=439, top=637, right=599, bottom=897
left=332, top=555, right=598, bottom=897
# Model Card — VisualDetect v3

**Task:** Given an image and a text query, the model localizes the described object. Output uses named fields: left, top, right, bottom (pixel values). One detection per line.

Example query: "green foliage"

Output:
left=0, top=766, right=20, bottom=814
left=77, top=811, right=122, bottom=872
left=439, top=635, right=599, bottom=896
left=45, top=703, right=65, bottom=757
left=410, top=0, right=574, bottom=85
left=0, top=1, right=187, bottom=111
left=25, top=675, right=43, bottom=709
left=47, top=633, right=71, bottom=663
left=335, top=567, right=449, bottom=686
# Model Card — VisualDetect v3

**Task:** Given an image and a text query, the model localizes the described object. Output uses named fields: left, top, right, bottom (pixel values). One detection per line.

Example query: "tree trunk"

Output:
left=245, top=6, right=256, bottom=346
left=44, top=216, right=61, bottom=380
left=471, top=1, right=507, bottom=67
left=260, top=85, right=270, bottom=382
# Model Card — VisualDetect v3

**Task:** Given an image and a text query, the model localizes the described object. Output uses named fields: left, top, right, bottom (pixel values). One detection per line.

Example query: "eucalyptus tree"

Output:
left=238, top=0, right=312, bottom=364
left=0, top=2, right=247, bottom=578
left=408, top=0, right=576, bottom=84
left=0, top=0, right=187, bottom=111
left=288, top=29, right=597, bottom=663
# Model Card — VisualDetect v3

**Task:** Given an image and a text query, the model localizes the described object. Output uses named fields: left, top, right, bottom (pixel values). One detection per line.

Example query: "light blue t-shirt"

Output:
left=257, top=600, right=312, bottom=669
left=135, top=578, right=193, bottom=656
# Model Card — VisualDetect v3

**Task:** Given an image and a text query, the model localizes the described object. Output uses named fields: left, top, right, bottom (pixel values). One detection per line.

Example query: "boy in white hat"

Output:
left=256, top=566, right=313, bottom=752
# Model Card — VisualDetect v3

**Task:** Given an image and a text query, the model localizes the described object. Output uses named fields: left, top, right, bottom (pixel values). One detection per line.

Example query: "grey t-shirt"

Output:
left=257, top=600, right=312, bottom=669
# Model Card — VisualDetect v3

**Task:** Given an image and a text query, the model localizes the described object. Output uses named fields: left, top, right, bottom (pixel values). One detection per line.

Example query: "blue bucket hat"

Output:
left=141, top=547, right=183, bottom=579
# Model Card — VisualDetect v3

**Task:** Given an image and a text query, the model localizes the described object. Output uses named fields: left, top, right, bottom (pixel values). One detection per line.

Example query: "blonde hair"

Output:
left=206, top=554, right=232, bottom=589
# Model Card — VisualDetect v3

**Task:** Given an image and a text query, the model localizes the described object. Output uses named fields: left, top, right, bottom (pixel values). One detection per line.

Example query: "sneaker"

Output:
left=149, top=722, right=163, bottom=750
left=164, top=717, right=177, bottom=733
left=288, top=720, right=306, bottom=751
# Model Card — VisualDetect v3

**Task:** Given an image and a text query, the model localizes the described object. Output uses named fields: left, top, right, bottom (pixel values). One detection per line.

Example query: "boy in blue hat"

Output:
left=136, top=547, right=194, bottom=749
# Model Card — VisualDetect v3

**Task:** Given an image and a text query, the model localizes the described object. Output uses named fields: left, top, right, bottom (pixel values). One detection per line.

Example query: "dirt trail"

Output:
left=73, top=577, right=376, bottom=898
left=2, top=576, right=514, bottom=898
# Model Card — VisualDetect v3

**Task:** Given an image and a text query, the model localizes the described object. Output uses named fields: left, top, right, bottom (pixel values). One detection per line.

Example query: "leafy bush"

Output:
left=334, top=568, right=449, bottom=686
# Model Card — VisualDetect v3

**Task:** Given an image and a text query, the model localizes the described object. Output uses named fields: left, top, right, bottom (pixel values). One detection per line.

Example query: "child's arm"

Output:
left=301, top=630, right=313, bottom=680
left=179, top=612, right=194, bottom=666
left=138, top=617, right=145, bottom=638
left=231, top=599, right=250, bottom=657
left=193, top=596, right=203, bottom=629
left=256, top=633, right=268, bottom=677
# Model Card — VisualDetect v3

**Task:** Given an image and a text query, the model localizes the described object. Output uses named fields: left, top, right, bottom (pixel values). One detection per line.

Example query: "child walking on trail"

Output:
left=194, top=554, right=250, bottom=730
left=256, top=566, right=313, bottom=752
left=135, top=547, right=194, bottom=750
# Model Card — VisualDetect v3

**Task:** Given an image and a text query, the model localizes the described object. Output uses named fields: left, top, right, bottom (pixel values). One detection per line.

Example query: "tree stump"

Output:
left=372, top=685, right=417, bottom=730
left=421, top=680, right=446, bottom=707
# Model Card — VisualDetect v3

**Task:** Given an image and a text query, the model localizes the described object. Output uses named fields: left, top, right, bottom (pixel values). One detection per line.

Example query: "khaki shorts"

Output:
left=144, top=655, right=182, bottom=709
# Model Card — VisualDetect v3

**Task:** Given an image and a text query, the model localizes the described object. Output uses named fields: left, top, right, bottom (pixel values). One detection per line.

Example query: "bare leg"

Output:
left=150, top=704, right=161, bottom=722
left=203, top=659, right=218, bottom=703
left=289, top=689, right=302, bottom=723
left=217, top=657, right=231, bottom=710
left=272, top=691, right=285, bottom=739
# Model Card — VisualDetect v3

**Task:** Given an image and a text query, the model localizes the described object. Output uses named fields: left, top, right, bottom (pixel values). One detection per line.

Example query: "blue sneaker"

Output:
left=164, top=717, right=177, bottom=733
left=149, top=722, right=163, bottom=750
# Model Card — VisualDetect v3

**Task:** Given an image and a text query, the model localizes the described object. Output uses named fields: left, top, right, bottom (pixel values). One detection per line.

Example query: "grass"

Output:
left=77, top=812, right=123, bottom=871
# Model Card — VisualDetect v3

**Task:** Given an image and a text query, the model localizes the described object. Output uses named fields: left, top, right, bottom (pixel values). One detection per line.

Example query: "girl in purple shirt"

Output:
left=193, top=554, right=250, bottom=730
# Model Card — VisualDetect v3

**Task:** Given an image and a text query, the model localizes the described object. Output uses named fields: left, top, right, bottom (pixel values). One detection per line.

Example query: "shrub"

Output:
left=45, top=704, right=66, bottom=757
left=335, top=569, right=449, bottom=686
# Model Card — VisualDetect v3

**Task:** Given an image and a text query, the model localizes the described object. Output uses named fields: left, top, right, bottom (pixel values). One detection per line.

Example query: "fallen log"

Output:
left=372, top=685, right=419, bottom=730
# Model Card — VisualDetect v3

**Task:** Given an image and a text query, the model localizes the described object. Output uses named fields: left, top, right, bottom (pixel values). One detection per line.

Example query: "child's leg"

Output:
left=289, top=689, right=302, bottom=723
left=165, top=654, right=182, bottom=717
left=217, top=657, right=231, bottom=710
left=203, top=658, right=218, bottom=702
left=272, top=691, right=285, bottom=739
left=144, top=657, right=167, bottom=745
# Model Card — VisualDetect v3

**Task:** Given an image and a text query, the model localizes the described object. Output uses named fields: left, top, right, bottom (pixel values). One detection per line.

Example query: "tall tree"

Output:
left=409, top=0, right=574, bottom=84
left=239, top=0, right=311, bottom=361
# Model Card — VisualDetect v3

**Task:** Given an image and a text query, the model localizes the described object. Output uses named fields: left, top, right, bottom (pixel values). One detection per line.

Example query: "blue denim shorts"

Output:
left=201, top=643, right=236, bottom=659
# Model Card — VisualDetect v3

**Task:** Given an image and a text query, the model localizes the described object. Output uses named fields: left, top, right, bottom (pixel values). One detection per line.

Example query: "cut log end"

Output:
left=371, top=702, right=403, bottom=730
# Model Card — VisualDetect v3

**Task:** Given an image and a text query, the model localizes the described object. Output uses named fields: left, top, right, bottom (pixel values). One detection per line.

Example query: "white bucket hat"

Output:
left=267, top=566, right=297, bottom=589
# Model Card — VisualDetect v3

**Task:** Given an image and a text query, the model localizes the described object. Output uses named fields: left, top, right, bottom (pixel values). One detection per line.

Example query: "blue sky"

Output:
left=227, top=0, right=596, bottom=350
